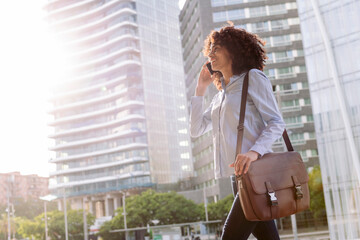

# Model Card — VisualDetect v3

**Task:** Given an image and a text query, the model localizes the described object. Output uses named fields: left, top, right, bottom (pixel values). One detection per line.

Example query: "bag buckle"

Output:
left=295, top=185, right=304, bottom=199
left=268, top=192, right=278, bottom=206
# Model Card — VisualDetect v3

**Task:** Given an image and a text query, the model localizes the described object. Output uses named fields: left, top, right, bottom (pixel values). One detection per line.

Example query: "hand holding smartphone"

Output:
left=206, top=62, right=220, bottom=75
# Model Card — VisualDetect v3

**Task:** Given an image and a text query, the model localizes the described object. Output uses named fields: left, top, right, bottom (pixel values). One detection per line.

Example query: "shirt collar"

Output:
left=220, top=74, right=243, bottom=91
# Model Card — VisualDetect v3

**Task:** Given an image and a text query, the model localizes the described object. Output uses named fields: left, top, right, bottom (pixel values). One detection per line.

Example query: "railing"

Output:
left=269, top=9, right=288, bottom=16
left=271, top=25, right=290, bottom=31
left=272, top=41, right=292, bottom=47
left=286, top=122, right=304, bottom=129
left=281, top=106, right=301, bottom=112
left=277, top=73, right=297, bottom=79
left=275, top=57, right=295, bottom=63
left=252, top=27, right=269, bottom=33
left=279, top=89, right=299, bottom=95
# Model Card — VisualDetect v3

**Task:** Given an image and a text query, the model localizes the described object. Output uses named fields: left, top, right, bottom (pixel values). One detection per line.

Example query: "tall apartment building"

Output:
left=0, top=172, right=49, bottom=205
left=297, top=0, right=360, bottom=238
left=44, top=0, right=192, bottom=218
left=179, top=0, right=319, bottom=203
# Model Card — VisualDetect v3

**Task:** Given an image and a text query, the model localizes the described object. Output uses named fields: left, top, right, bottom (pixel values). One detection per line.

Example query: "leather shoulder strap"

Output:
left=234, top=71, right=294, bottom=164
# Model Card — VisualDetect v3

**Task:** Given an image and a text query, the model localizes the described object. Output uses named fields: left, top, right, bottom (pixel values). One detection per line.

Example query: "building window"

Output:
left=213, top=9, right=245, bottom=22
left=211, top=0, right=244, bottom=7
left=249, top=6, right=266, bottom=17
left=307, top=115, right=314, bottom=122
left=252, top=21, right=269, bottom=32
left=269, top=4, right=287, bottom=15
left=282, top=99, right=299, bottom=108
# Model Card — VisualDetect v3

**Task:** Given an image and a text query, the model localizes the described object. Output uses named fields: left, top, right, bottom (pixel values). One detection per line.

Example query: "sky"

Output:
left=0, top=1, right=67, bottom=177
left=0, top=1, right=186, bottom=178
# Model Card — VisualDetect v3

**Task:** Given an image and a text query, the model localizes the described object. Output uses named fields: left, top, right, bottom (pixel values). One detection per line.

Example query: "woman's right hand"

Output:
left=195, top=62, right=214, bottom=96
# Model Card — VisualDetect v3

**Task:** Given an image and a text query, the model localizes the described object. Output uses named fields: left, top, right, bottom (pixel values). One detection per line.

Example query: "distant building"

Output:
left=0, top=172, right=49, bottom=205
left=297, top=0, right=360, bottom=238
left=44, top=0, right=192, bottom=218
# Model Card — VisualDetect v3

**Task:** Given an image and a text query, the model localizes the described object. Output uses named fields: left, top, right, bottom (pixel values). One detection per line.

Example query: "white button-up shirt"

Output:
left=190, top=69, right=286, bottom=179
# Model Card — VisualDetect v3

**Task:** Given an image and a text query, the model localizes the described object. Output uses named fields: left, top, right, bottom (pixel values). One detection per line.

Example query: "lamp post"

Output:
left=83, top=197, right=88, bottom=240
left=119, top=191, right=128, bottom=240
left=6, top=186, right=11, bottom=240
left=63, top=190, right=69, bottom=240
left=39, top=195, right=57, bottom=240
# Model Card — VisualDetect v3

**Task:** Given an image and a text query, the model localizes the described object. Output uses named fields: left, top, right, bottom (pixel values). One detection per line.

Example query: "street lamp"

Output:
left=151, top=219, right=160, bottom=225
left=39, top=194, right=57, bottom=240
left=119, top=191, right=129, bottom=240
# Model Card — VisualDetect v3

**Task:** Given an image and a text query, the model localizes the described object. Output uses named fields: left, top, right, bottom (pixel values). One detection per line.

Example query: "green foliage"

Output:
left=49, top=210, right=95, bottom=240
left=99, top=189, right=204, bottom=239
left=116, top=189, right=204, bottom=227
left=16, top=210, right=95, bottom=240
left=17, top=215, right=45, bottom=240
left=97, top=220, right=124, bottom=240
left=0, top=198, right=57, bottom=220
left=207, top=194, right=234, bottom=221
left=308, top=165, right=327, bottom=220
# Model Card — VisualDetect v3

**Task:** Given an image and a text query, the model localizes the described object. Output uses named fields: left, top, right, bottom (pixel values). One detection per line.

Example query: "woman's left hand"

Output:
left=229, top=151, right=260, bottom=175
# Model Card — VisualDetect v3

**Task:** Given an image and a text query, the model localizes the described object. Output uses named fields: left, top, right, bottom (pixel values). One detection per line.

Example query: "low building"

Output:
left=0, top=172, right=49, bottom=205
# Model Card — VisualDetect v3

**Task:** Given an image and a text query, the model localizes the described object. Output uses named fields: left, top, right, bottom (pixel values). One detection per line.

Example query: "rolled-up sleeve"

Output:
left=189, top=96, right=213, bottom=138
left=248, top=69, right=286, bottom=156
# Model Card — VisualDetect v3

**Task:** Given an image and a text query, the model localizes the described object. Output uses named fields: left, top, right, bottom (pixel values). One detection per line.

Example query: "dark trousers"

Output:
left=221, top=193, right=280, bottom=240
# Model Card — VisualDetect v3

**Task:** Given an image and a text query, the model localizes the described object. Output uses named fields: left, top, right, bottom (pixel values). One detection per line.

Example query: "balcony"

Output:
left=271, top=41, right=292, bottom=47
left=279, top=89, right=300, bottom=96
left=286, top=122, right=305, bottom=129
left=49, top=170, right=150, bottom=189
left=49, top=142, right=148, bottom=163
left=50, top=156, right=148, bottom=176
left=281, top=106, right=301, bottom=112
left=49, top=114, right=145, bottom=138
left=266, top=57, right=295, bottom=64
left=49, top=87, right=131, bottom=114
left=65, top=25, right=139, bottom=55
left=57, top=8, right=136, bottom=38
left=49, top=128, right=145, bottom=151
left=277, top=72, right=297, bottom=79
left=46, top=0, right=126, bottom=26
left=61, top=59, right=141, bottom=85
left=45, top=0, right=96, bottom=17
left=50, top=74, right=127, bottom=100
left=48, top=100, right=144, bottom=126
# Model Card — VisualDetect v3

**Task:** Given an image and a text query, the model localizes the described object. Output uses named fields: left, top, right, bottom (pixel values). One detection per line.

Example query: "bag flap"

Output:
left=246, top=152, right=309, bottom=195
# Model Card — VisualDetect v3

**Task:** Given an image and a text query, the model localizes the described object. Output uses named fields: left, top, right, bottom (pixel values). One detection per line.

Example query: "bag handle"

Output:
left=234, top=71, right=294, bottom=167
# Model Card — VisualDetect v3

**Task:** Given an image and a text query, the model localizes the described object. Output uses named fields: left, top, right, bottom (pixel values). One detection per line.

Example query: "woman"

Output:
left=190, top=24, right=285, bottom=239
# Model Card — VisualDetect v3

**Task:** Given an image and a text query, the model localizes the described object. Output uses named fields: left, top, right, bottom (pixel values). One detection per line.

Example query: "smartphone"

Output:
left=206, top=62, right=219, bottom=75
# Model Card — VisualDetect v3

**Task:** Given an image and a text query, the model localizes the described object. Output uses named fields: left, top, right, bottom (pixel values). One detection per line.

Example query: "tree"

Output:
left=0, top=198, right=57, bottom=220
left=207, top=194, right=234, bottom=222
left=99, top=189, right=204, bottom=239
left=308, top=165, right=327, bottom=226
left=17, top=210, right=95, bottom=240
left=118, top=189, right=204, bottom=227
left=17, top=215, right=44, bottom=240
left=48, top=210, right=95, bottom=240
left=98, top=220, right=123, bottom=240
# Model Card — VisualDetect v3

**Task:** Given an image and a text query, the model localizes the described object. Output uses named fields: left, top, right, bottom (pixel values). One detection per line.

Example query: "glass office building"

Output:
left=45, top=0, right=192, bottom=217
left=297, top=0, right=360, bottom=238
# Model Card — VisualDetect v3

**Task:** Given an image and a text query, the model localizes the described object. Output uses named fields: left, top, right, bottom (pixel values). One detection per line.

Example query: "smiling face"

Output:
left=208, top=43, right=233, bottom=73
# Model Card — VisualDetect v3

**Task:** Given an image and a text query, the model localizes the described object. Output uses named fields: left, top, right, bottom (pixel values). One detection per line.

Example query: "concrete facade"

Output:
left=0, top=172, right=49, bottom=205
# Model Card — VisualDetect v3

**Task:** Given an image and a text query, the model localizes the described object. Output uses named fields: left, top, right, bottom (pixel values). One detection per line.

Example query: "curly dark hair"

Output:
left=203, top=22, right=267, bottom=90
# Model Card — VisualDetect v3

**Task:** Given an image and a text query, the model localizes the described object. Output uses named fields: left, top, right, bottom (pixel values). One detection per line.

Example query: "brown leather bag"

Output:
left=235, top=72, right=310, bottom=221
